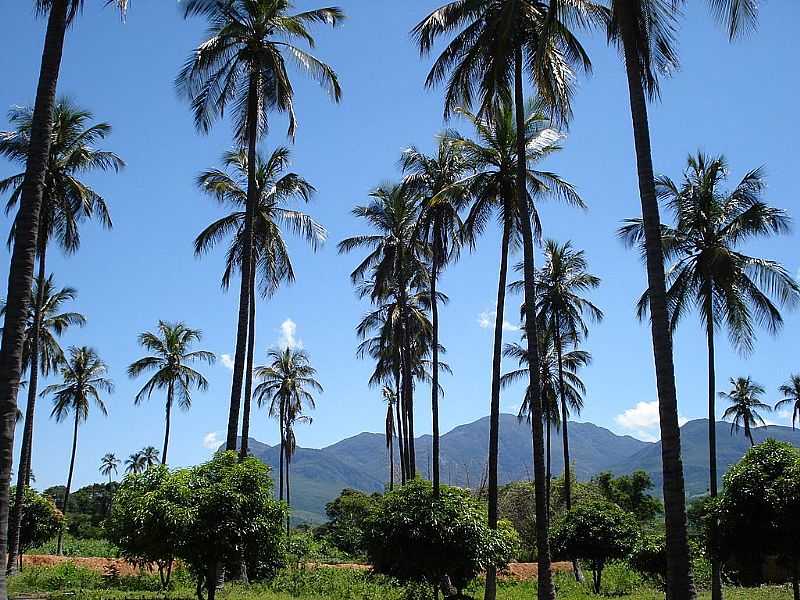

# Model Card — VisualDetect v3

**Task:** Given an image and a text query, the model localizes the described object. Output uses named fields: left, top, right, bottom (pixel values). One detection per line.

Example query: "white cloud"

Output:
left=478, top=309, right=519, bottom=332
left=763, top=410, right=793, bottom=427
left=220, top=354, right=234, bottom=371
left=615, top=400, right=692, bottom=442
left=278, top=318, right=302, bottom=349
left=202, top=432, right=221, bottom=450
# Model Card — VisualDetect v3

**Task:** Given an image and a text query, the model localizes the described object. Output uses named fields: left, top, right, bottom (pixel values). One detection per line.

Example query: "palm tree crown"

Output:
left=125, top=451, right=146, bottom=475
left=177, top=0, right=344, bottom=140
left=720, top=376, right=771, bottom=445
left=776, top=375, right=800, bottom=431
left=46, top=346, right=112, bottom=425
left=99, top=453, right=119, bottom=482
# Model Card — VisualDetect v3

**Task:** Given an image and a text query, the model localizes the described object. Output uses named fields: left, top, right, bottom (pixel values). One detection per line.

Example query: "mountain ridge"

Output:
left=238, top=415, right=800, bottom=523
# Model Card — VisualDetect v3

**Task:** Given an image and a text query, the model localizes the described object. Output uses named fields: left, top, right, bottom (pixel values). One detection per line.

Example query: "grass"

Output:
left=28, top=535, right=119, bottom=558
left=8, top=563, right=796, bottom=600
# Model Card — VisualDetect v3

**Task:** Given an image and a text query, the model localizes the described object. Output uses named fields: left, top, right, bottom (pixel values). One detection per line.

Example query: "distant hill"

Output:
left=239, top=415, right=800, bottom=523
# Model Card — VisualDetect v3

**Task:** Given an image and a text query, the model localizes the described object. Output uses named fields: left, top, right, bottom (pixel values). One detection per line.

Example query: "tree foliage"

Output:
left=364, top=479, right=518, bottom=594
left=322, top=488, right=376, bottom=557
left=9, top=487, right=62, bottom=558
left=593, top=470, right=663, bottom=523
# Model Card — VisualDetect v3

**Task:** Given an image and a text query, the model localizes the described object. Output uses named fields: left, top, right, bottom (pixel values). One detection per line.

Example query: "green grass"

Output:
left=28, top=535, right=119, bottom=558
left=8, top=563, right=796, bottom=600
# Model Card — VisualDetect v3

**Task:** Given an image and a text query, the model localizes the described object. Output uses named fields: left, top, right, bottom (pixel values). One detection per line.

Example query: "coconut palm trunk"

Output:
left=225, top=77, right=259, bottom=452
left=545, top=412, right=551, bottom=508
left=399, top=299, right=415, bottom=477
left=704, top=290, right=723, bottom=600
left=239, top=282, right=256, bottom=460
left=278, top=401, right=285, bottom=501
left=430, top=255, right=441, bottom=496
left=484, top=214, right=512, bottom=600
left=0, top=1, right=69, bottom=590
left=56, top=410, right=79, bottom=556
left=514, top=47, right=555, bottom=600
left=7, top=246, right=47, bottom=574
left=619, top=13, right=696, bottom=600
left=162, top=382, right=174, bottom=465
left=285, top=449, right=291, bottom=536
left=394, top=366, right=406, bottom=483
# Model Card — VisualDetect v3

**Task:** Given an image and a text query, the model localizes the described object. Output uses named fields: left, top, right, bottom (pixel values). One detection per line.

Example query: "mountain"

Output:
left=241, top=415, right=800, bottom=523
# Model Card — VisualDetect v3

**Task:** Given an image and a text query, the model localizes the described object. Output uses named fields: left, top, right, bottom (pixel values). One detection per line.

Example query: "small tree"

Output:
left=716, top=439, right=800, bottom=597
left=552, top=500, right=639, bottom=593
left=9, top=487, right=62, bottom=566
left=364, top=479, right=518, bottom=596
left=593, top=470, right=663, bottom=524
left=105, top=466, right=189, bottom=587
left=323, top=489, right=376, bottom=556
left=181, top=452, right=286, bottom=600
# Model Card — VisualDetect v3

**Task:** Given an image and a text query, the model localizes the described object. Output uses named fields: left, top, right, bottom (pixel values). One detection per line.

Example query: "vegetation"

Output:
left=7, top=487, right=61, bottom=566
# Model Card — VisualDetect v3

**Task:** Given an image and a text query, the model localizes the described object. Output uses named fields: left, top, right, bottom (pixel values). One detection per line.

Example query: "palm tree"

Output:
left=141, top=446, right=160, bottom=469
left=253, top=347, right=322, bottom=501
left=125, top=451, right=146, bottom=475
left=178, top=0, right=342, bottom=454
left=44, top=346, right=112, bottom=555
left=99, top=453, right=119, bottom=483
left=1, top=99, right=120, bottom=572
left=128, top=321, right=215, bottom=465
left=401, top=137, right=467, bottom=497
left=776, top=375, right=800, bottom=430
left=382, top=385, right=397, bottom=491
left=527, top=239, right=601, bottom=512
left=607, top=3, right=759, bottom=598
left=339, top=184, right=430, bottom=479
left=447, top=102, right=582, bottom=599
left=0, top=3, right=128, bottom=581
left=720, top=377, right=771, bottom=446
left=283, top=405, right=312, bottom=536
left=195, top=148, right=324, bottom=459
left=619, top=153, right=798, bottom=598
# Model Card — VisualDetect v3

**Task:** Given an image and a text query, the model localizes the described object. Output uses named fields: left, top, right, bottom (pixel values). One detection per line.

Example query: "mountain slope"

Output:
left=242, top=415, right=800, bottom=523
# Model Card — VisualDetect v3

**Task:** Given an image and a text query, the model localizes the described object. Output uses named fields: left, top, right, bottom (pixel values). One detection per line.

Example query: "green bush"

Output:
left=552, top=500, right=639, bottom=594
left=9, top=487, right=63, bottom=561
left=322, top=489, right=377, bottom=557
left=8, top=562, right=103, bottom=592
left=364, top=479, right=518, bottom=595
left=28, top=535, right=118, bottom=558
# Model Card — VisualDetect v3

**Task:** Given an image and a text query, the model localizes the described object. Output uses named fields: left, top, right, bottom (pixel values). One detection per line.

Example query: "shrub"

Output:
left=9, top=487, right=63, bottom=563
left=364, top=479, right=518, bottom=595
left=629, top=531, right=666, bottom=586
left=322, top=489, right=377, bottom=556
left=552, top=499, right=639, bottom=593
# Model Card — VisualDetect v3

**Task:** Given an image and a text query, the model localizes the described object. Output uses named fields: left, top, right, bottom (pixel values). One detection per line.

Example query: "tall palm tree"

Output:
left=128, top=321, right=215, bottom=465
left=0, top=4, right=128, bottom=583
left=1, top=99, right=119, bottom=572
left=125, top=451, right=146, bottom=475
left=720, top=377, right=771, bottom=446
left=253, top=347, right=322, bottom=501
left=141, top=446, right=160, bottom=469
left=527, top=239, right=601, bottom=512
left=195, top=148, right=324, bottom=459
left=619, top=153, right=798, bottom=598
left=178, top=0, right=342, bottom=454
left=776, top=375, right=800, bottom=430
left=401, top=137, right=467, bottom=497
left=99, top=453, right=119, bottom=483
left=44, top=346, right=112, bottom=555
left=607, top=3, right=759, bottom=598
left=283, top=405, right=312, bottom=536
left=382, top=385, right=397, bottom=491
left=448, top=102, right=582, bottom=599
left=339, top=184, right=430, bottom=479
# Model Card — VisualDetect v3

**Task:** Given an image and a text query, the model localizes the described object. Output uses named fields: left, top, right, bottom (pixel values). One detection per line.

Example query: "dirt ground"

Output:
left=25, top=554, right=573, bottom=582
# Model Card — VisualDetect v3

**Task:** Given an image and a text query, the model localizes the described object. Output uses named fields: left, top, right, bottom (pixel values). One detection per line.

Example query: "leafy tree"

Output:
left=105, top=465, right=188, bottom=587
left=44, top=346, right=112, bottom=554
left=99, top=453, right=119, bottom=483
left=7, top=487, right=62, bottom=567
left=254, top=347, right=322, bottom=506
left=552, top=500, right=640, bottom=593
left=323, top=489, right=376, bottom=556
left=128, top=321, right=214, bottom=464
left=720, top=377, right=771, bottom=446
left=498, top=481, right=537, bottom=560
left=180, top=452, right=286, bottom=600
left=364, top=479, right=518, bottom=597
left=401, top=136, right=468, bottom=496
left=716, top=439, right=800, bottom=597
left=1, top=97, right=119, bottom=571
left=178, top=0, right=342, bottom=454
left=777, top=375, right=800, bottom=430
left=629, top=531, right=668, bottom=586
left=593, top=470, right=663, bottom=524
left=195, top=148, right=323, bottom=459
left=0, top=5, right=129, bottom=587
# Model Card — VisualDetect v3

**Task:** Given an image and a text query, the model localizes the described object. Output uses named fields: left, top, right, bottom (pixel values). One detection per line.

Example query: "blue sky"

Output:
left=0, top=1, right=797, bottom=491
